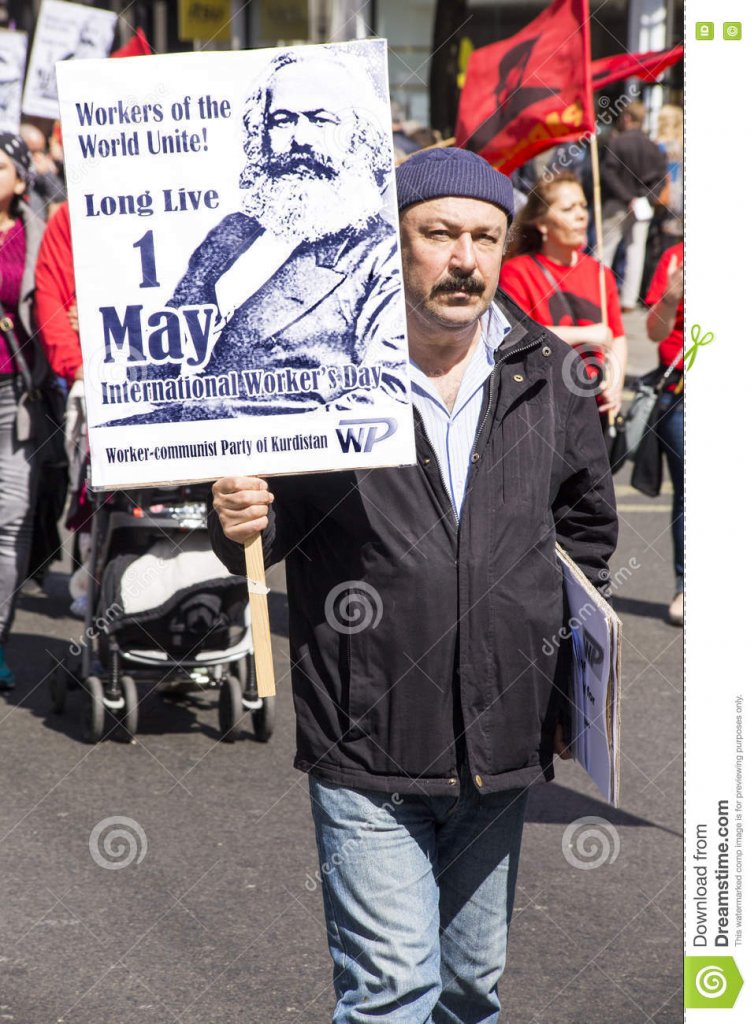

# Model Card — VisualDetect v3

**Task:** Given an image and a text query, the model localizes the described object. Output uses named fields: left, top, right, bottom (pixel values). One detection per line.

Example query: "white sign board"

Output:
left=557, top=545, right=622, bottom=806
left=57, top=40, right=415, bottom=489
left=22, top=0, right=116, bottom=119
left=0, top=30, right=27, bottom=132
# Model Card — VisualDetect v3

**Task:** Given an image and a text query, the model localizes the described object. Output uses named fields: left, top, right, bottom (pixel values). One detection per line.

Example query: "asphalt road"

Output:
left=1, top=316, right=682, bottom=1024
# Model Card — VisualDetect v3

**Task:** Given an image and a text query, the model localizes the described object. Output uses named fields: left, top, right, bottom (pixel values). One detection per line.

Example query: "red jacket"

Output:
left=34, top=202, right=81, bottom=385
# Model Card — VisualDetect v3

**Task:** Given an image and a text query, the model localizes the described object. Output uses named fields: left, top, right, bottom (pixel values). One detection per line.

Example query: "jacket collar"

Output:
left=490, top=289, right=549, bottom=360
left=482, top=291, right=554, bottom=435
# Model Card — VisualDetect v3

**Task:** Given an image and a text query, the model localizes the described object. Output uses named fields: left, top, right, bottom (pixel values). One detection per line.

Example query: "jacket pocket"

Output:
left=336, top=584, right=385, bottom=739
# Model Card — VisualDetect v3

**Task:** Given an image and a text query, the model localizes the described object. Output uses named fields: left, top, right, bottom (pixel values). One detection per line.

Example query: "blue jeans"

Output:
left=308, top=771, right=528, bottom=1024
left=655, top=392, right=684, bottom=591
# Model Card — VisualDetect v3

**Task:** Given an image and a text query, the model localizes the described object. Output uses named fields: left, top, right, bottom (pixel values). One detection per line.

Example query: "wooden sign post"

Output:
left=244, top=534, right=276, bottom=697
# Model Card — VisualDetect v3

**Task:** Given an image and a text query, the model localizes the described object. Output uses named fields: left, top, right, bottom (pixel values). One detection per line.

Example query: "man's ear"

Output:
left=500, top=225, right=509, bottom=258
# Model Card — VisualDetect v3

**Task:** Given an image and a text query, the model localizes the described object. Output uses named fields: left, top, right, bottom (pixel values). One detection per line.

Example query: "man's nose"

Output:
left=449, top=234, right=476, bottom=273
left=291, top=115, right=325, bottom=149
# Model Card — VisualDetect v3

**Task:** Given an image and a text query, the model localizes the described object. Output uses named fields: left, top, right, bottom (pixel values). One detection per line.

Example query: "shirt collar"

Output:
left=480, top=301, right=512, bottom=356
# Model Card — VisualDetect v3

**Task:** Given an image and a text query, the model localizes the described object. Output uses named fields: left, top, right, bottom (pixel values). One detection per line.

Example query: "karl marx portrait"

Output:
left=146, top=45, right=408, bottom=421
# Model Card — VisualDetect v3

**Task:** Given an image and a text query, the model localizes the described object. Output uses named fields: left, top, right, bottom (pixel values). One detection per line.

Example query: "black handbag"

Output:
left=610, top=352, right=683, bottom=479
left=630, top=396, right=664, bottom=497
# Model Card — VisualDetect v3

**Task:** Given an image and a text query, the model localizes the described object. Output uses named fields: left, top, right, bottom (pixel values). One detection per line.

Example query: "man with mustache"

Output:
left=147, top=47, right=407, bottom=421
left=210, top=148, right=617, bottom=1021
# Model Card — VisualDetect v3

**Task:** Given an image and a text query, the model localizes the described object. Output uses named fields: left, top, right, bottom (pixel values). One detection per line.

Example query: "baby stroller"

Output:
left=49, top=483, right=274, bottom=745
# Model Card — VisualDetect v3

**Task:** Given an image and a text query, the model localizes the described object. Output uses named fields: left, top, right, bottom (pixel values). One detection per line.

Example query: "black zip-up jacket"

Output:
left=208, top=295, right=618, bottom=795
left=600, top=128, right=668, bottom=205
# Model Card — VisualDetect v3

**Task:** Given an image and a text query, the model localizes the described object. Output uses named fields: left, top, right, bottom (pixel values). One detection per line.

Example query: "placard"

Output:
left=557, top=545, right=621, bottom=806
left=22, top=0, right=117, bottom=119
left=0, top=29, right=27, bottom=132
left=56, top=40, right=414, bottom=489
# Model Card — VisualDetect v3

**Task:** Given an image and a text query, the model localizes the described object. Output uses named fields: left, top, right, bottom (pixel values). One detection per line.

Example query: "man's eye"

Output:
left=270, top=112, right=296, bottom=127
left=428, top=230, right=450, bottom=239
left=310, top=113, right=339, bottom=126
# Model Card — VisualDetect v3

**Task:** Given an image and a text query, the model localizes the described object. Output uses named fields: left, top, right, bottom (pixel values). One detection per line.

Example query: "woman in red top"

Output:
left=499, top=172, right=627, bottom=430
left=645, top=242, right=684, bottom=626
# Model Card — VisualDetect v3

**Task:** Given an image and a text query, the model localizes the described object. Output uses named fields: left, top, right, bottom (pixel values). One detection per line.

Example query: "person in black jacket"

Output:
left=210, top=148, right=618, bottom=1023
left=599, top=101, right=667, bottom=311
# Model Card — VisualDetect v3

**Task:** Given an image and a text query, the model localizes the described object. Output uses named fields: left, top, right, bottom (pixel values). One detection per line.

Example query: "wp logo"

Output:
left=335, top=418, right=397, bottom=454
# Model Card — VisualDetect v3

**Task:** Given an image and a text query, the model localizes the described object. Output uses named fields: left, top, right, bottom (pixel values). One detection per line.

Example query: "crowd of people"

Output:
left=0, top=42, right=684, bottom=1024
left=0, top=94, right=685, bottom=691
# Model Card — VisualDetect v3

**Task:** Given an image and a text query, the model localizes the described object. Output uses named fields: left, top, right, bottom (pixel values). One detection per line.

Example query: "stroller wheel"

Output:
left=252, top=697, right=275, bottom=743
left=114, top=675, right=139, bottom=742
left=80, top=675, right=105, bottom=744
left=49, top=664, right=69, bottom=715
left=219, top=675, right=244, bottom=743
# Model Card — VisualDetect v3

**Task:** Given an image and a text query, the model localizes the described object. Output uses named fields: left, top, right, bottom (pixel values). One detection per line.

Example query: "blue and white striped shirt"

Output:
left=410, top=303, right=512, bottom=520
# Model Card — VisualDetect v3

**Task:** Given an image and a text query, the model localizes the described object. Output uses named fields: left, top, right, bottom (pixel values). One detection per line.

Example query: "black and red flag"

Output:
left=455, top=0, right=594, bottom=175
left=591, top=44, right=683, bottom=88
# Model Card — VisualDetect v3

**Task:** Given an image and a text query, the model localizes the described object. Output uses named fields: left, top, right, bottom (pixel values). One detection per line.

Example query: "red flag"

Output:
left=455, top=0, right=594, bottom=175
left=591, top=44, right=683, bottom=89
left=111, top=28, right=152, bottom=58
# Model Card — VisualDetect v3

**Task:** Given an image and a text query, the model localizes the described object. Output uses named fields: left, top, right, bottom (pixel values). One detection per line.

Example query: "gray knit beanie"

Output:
left=395, top=147, right=515, bottom=221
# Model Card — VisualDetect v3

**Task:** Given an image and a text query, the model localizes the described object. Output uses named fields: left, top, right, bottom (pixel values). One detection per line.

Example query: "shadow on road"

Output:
left=525, top=782, right=681, bottom=836
left=7, top=630, right=271, bottom=747
left=612, top=595, right=670, bottom=621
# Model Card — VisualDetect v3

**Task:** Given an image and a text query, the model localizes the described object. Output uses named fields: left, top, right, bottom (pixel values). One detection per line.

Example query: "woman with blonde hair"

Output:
left=653, top=104, right=683, bottom=247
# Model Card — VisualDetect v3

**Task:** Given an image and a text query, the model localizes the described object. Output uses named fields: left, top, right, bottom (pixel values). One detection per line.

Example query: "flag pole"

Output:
left=589, top=132, right=608, bottom=324
left=589, top=131, right=615, bottom=434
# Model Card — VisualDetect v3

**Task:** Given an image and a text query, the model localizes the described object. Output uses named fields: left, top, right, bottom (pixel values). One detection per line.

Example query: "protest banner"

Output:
left=0, top=29, right=27, bottom=133
left=56, top=40, right=414, bottom=491
left=455, top=0, right=594, bottom=175
left=22, top=0, right=117, bottom=119
left=57, top=40, right=415, bottom=696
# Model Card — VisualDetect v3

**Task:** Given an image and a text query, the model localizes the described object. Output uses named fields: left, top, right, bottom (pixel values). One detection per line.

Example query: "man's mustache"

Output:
left=432, top=273, right=485, bottom=296
left=269, top=144, right=337, bottom=181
